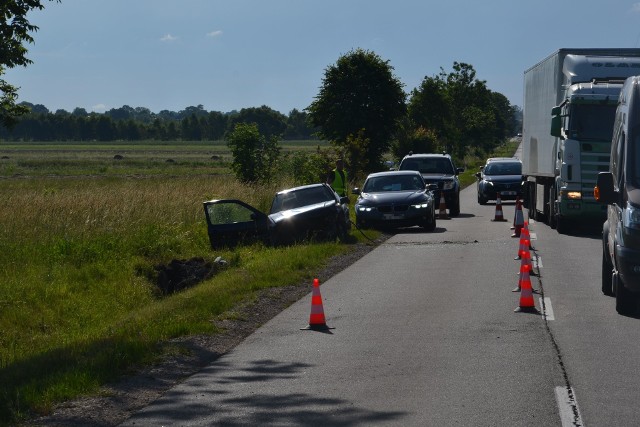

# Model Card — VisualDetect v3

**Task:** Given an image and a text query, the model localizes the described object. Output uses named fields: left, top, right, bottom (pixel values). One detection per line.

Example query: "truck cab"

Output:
left=596, top=76, right=640, bottom=315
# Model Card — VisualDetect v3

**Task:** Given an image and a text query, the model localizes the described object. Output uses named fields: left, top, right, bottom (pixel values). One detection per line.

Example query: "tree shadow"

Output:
left=123, top=358, right=408, bottom=426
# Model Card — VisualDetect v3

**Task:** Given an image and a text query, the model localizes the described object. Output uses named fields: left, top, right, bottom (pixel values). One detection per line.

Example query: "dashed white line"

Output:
left=555, top=386, right=584, bottom=427
left=541, top=297, right=555, bottom=321
left=529, top=232, right=537, bottom=240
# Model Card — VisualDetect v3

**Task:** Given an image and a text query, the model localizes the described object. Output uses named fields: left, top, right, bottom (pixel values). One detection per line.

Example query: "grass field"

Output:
left=0, top=140, right=366, bottom=425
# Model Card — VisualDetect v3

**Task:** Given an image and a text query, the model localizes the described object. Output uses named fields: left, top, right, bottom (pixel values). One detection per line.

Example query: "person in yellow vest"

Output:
left=327, top=158, right=348, bottom=197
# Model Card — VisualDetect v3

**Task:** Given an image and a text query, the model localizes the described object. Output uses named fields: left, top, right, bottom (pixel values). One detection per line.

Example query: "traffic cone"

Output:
left=512, top=249, right=534, bottom=292
left=515, top=221, right=531, bottom=259
left=301, top=278, right=333, bottom=331
left=438, top=192, right=449, bottom=219
left=511, top=199, right=524, bottom=238
left=514, top=266, right=539, bottom=313
left=492, top=192, right=507, bottom=222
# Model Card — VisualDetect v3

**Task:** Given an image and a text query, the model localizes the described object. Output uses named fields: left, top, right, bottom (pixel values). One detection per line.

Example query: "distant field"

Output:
left=0, top=140, right=329, bottom=178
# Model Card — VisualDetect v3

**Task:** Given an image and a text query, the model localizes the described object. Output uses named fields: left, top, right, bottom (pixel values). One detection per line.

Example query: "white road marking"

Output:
left=529, top=232, right=537, bottom=240
left=532, top=255, right=542, bottom=269
left=555, top=386, right=584, bottom=427
left=541, top=297, right=555, bottom=321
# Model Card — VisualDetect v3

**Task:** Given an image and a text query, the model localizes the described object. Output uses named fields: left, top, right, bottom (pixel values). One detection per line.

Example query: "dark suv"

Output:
left=596, top=76, right=640, bottom=315
left=398, top=153, right=464, bottom=216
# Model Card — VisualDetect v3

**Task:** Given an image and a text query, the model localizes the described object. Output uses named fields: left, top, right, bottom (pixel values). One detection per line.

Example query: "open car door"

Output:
left=203, top=199, right=270, bottom=249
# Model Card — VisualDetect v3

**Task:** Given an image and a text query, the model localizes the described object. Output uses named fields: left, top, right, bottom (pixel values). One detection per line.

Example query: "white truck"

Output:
left=522, top=48, right=640, bottom=233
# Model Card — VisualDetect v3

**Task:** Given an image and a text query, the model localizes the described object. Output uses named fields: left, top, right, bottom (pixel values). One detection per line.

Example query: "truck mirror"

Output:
left=595, top=172, right=616, bottom=205
left=550, top=109, right=563, bottom=138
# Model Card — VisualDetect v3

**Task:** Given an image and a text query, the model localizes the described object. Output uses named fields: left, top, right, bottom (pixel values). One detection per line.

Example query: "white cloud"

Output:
left=160, top=34, right=178, bottom=42
left=91, top=104, right=107, bottom=113
left=207, top=30, right=223, bottom=38
left=632, top=3, right=640, bottom=12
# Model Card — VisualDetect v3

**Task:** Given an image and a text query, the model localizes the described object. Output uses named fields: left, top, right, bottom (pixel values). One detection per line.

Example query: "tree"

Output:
left=226, top=106, right=287, bottom=139
left=307, top=48, right=406, bottom=175
left=227, top=122, right=280, bottom=184
left=0, top=0, right=60, bottom=128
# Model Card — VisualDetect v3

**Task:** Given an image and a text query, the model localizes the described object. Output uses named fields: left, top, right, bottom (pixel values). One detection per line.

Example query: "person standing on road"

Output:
left=327, top=158, right=348, bottom=197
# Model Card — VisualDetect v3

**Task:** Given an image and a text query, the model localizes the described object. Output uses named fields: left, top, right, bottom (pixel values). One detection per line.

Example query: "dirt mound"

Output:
left=155, top=257, right=227, bottom=295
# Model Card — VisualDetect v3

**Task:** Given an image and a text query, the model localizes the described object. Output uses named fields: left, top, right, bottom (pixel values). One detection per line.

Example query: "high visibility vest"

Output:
left=332, top=169, right=347, bottom=196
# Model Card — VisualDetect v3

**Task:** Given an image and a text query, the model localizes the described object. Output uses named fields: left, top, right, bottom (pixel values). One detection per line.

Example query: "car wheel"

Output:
left=422, top=214, right=436, bottom=232
left=337, top=220, right=348, bottom=242
left=478, top=193, right=488, bottom=205
left=615, top=272, right=636, bottom=315
left=602, top=249, right=614, bottom=296
left=450, top=194, right=461, bottom=216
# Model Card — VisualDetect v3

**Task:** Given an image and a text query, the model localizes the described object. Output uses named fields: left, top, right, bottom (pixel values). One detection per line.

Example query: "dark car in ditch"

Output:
left=203, top=183, right=351, bottom=249
left=352, top=170, right=437, bottom=231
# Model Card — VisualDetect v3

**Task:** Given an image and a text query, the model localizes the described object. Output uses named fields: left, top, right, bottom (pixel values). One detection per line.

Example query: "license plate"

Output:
left=383, top=214, right=403, bottom=220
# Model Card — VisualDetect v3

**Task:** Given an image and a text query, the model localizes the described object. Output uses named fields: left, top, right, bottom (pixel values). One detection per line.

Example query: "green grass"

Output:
left=0, top=141, right=370, bottom=425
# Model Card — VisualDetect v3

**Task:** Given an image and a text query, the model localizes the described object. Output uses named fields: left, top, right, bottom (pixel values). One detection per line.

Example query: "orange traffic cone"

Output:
left=438, top=192, right=449, bottom=219
left=514, top=266, right=539, bottom=313
left=492, top=192, right=507, bottom=222
left=301, top=278, right=334, bottom=331
left=511, top=199, right=524, bottom=238
left=515, top=221, right=531, bottom=259
left=512, top=249, right=534, bottom=292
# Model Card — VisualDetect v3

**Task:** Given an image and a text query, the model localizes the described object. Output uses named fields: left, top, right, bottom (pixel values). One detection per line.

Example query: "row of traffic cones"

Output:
left=491, top=195, right=539, bottom=313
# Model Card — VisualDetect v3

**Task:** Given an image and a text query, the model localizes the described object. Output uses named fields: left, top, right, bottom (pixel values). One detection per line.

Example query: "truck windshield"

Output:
left=568, top=104, right=617, bottom=141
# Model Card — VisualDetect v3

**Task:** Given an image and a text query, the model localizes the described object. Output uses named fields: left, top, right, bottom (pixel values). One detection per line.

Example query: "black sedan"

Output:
left=203, top=183, right=351, bottom=249
left=476, top=158, right=523, bottom=204
left=353, top=170, right=437, bottom=231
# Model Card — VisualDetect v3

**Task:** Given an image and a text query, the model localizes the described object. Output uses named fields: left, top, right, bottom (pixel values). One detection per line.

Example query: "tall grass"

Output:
left=0, top=174, right=349, bottom=424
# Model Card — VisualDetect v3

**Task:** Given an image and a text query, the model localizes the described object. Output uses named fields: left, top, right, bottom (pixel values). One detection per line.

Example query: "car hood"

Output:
left=483, top=174, right=522, bottom=183
left=358, top=191, right=429, bottom=204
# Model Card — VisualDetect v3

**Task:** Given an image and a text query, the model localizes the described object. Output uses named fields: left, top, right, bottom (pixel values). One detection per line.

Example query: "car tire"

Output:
left=615, top=272, right=635, bottom=315
left=422, top=214, right=436, bottom=232
left=602, top=249, right=614, bottom=296
left=478, top=193, right=488, bottom=205
left=450, top=194, right=461, bottom=216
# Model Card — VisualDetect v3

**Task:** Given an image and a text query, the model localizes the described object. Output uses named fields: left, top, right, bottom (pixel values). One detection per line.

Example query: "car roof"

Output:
left=401, top=152, right=452, bottom=160
left=485, top=157, right=520, bottom=164
left=366, top=170, right=423, bottom=179
left=274, top=183, right=328, bottom=195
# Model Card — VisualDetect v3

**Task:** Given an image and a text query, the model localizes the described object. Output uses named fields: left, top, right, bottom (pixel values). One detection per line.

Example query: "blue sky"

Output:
left=7, top=0, right=640, bottom=114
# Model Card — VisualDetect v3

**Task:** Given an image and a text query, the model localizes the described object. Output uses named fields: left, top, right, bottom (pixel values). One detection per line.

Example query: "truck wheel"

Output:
left=615, top=273, right=636, bottom=315
left=602, top=250, right=614, bottom=296
left=548, top=188, right=557, bottom=229
left=556, top=216, right=570, bottom=234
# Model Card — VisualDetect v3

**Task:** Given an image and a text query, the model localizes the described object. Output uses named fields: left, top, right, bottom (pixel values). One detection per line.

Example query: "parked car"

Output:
left=352, top=170, right=437, bottom=231
left=596, top=75, right=640, bottom=315
left=398, top=153, right=464, bottom=216
left=203, top=183, right=350, bottom=249
left=475, top=157, right=523, bottom=204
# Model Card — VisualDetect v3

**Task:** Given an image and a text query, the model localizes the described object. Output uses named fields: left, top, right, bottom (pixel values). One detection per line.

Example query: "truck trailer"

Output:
left=522, top=48, right=640, bottom=233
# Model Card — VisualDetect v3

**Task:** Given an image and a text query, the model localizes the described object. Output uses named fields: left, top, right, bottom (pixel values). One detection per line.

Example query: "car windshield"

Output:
left=484, top=162, right=522, bottom=175
left=270, top=186, right=334, bottom=213
left=363, top=174, right=425, bottom=193
left=400, top=157, right=454, bottom=174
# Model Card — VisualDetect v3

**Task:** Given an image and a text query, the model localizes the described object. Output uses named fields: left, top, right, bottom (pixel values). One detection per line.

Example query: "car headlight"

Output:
left=442, top=181, right=455, bottom=190
left=623, top=202, right=640, bottom=231
left=356, top=205, right=373, bottom=212
left=484, top=181, right=494, bottom=187
left=411, top=203, right=430, bottom=209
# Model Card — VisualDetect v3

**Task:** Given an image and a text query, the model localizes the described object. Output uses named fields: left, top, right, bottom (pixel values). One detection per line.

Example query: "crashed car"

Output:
left=203, top=183, right=351, bottom=249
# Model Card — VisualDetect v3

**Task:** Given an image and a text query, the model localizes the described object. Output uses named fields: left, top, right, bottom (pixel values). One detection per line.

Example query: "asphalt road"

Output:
left=121, top=183, right=640, bottom=426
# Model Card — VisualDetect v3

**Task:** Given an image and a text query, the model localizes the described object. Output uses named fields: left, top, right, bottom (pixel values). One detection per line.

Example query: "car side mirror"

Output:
left=595, top=172, right=617, bottom=205
left=456, top=167, right=465, bottom=174
left=428, top=183, right=439, bottom=191
left=475, top=172, right=481, bottom=179
left=352, top=187, right=361, bottom=195
left=340, top=196, right=350, bottom=204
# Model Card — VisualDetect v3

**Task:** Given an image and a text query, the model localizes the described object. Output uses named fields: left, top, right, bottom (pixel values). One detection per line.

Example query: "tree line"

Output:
left=0, top=104, right=317, bottom=142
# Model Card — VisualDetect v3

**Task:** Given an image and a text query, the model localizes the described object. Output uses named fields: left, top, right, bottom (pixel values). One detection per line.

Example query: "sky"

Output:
left=6, top=0, right=640, bottom=115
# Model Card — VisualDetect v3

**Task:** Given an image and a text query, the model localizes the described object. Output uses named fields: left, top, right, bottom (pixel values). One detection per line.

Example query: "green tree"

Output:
left=227, top=122, right=280, bottom=184
left=0, top=0, right=60, bottom=128
left=307, top=48, right=406, bottom=174
left=226, top=105, right=287, bottom=139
